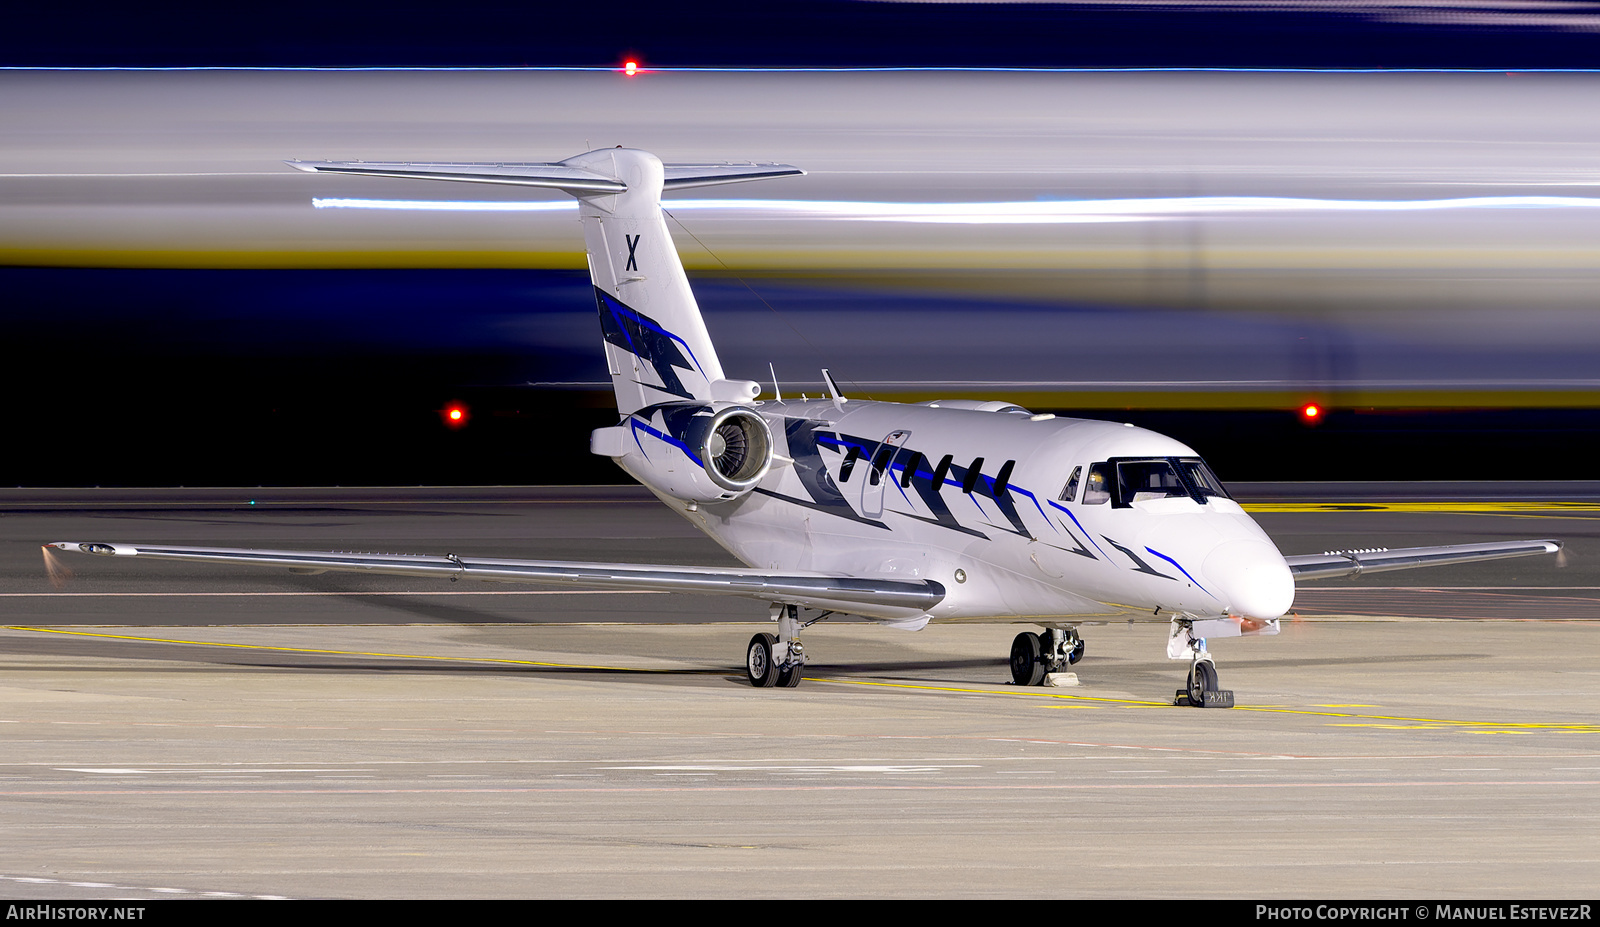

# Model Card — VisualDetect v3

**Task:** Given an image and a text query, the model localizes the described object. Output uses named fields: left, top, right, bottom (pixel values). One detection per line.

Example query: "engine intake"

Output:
left=703, top=407, right=770, bottom=491
left=591, top=402, right=774, bottom=505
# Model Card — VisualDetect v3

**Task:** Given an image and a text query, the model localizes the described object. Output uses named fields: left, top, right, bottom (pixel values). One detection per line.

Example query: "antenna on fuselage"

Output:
left=821, top=368, right=847, bottom=410
left=769, top=363, right=782, bottom=402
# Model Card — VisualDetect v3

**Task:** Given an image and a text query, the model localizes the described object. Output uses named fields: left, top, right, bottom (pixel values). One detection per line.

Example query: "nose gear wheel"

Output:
left=1177, top=657, right=1234, bottom=708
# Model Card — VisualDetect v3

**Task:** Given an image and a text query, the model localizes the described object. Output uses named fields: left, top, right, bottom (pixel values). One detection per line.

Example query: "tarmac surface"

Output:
left=1, top=484, right=1597, bottom=898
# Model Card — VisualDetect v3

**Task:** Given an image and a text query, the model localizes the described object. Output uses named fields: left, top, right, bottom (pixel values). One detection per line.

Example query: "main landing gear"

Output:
left=1009, top=627, right=1084, bottom=686
left=746, top=603, right=809, bottom=688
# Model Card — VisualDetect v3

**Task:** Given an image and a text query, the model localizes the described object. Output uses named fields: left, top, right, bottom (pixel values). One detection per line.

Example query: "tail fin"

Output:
left=288, top=149, right=802, bottom=414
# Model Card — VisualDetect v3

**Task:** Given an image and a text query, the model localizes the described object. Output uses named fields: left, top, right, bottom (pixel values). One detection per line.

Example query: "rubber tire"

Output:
left=1188, top=661, right=1219, bottom=705
left=777, top=663, right=803, bottom=688
left=747, top=633, right=780, bottom=687
left=1010, top=631, right=1047, bottom=686
left=1067, top=636, right=1086, bottom=666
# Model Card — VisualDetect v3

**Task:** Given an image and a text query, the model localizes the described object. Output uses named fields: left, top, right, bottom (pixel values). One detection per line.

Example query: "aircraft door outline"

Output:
left=861, top=430, right=911, bottom=519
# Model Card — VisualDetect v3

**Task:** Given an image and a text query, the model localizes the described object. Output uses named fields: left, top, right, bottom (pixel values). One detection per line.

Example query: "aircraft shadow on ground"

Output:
left=306, top=589, right=753, bottom=625
left=3, top=632, right=1027, bottom=686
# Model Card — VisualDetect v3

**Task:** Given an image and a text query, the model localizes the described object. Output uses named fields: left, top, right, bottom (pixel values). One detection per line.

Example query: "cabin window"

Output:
left=961, top=457, right=985, bottom=494
left=993, top=460, right=1015, bottom=497
left=1082, top=464, right=1111, bottom=504
left=899, top=451, right=924, bottom=488
left=1059, top=466, right=1081, bottom=503
left=838, top=445, right=862, bottom=482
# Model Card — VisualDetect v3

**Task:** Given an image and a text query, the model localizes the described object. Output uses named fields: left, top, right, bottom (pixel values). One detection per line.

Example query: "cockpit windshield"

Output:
left=1095, top=456, right=1232, bottom=507
left=1115, top=459, right=1188, bottom=504
left=1176, top=458, right=1230, bottom=500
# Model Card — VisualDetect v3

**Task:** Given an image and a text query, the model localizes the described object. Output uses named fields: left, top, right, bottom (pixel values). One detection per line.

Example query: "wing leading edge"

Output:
left=1286, top=539, right=1562, bottom=581
left=45, top=542, right=944, bottom=618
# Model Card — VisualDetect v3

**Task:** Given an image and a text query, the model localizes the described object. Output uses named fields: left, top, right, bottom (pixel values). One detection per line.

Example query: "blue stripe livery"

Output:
left=595, top=287, right=706, bottom=401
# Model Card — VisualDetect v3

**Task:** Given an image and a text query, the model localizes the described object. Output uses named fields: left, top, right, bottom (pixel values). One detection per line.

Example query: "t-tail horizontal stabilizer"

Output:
left=288, top=149, right=802, bottom=415
left=285, top=157, right=803, bottom=193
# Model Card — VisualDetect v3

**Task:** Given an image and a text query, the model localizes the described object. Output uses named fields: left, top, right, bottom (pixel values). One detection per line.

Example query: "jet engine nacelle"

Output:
left=591, top=402, right=774, bottom=505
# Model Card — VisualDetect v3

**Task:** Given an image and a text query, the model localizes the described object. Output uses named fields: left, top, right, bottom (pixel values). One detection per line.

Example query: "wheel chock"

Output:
left=1173, top=689, right=1235, bottom=709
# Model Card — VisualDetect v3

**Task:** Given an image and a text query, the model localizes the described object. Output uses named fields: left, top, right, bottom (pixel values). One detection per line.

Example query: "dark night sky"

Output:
left=9, top=1, right=1600, bottom=70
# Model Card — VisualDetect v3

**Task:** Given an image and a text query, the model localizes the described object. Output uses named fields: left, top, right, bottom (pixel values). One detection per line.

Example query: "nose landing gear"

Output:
left=1179, top=657, right=1231, bottom=708
left=1169, top=618, right=1234, bottom=708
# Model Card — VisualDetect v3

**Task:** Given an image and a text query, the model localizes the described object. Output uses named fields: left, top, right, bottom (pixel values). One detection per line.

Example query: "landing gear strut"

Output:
left=1009, top=627, right=1084, bottom=686
left=747, top=603, right=806, bottom=688
left=1169, top=619, right=1234, bottom=708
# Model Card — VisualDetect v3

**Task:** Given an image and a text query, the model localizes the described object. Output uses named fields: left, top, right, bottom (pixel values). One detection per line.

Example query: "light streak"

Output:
left=314, top=194, right=1600, bottom=224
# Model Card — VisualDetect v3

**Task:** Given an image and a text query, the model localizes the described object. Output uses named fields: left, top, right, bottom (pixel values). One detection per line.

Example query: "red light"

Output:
left=1299, top=402, right=1322, bottom=423
left=623, top=60, right=639, bottom=76
left=449, top=408, right=462, bottom=421
left=442, top=403, right=470, bottom=429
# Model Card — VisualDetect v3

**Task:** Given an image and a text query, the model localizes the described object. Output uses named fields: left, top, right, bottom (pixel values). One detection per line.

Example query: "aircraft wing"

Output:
left=285, top=159, right=802, bottom=193
left=1285, top=539, right=1562, bottom=581
left=44, top=542, right=943, bottom=617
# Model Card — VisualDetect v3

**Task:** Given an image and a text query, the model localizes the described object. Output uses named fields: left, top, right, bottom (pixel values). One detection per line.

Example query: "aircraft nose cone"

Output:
left=1203, top=539, right=1294, bottom=620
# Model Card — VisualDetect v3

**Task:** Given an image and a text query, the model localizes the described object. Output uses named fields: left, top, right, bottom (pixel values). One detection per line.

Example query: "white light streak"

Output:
left=313, top=194, right=1600, bottom=224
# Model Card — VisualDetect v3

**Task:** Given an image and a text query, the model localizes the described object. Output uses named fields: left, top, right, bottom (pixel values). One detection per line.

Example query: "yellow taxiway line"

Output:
left=8, top=625, right=1597, bottom=734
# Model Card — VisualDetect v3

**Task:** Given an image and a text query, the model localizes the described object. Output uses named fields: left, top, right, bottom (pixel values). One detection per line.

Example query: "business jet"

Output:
left=48, top=148, right=1562, bottom=707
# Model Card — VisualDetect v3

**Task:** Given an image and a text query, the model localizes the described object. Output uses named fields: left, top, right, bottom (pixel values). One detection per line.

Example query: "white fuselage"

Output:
left=294, top=147, right=1294, bottom=633
left=625, top=398, right=1296, bottom=627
